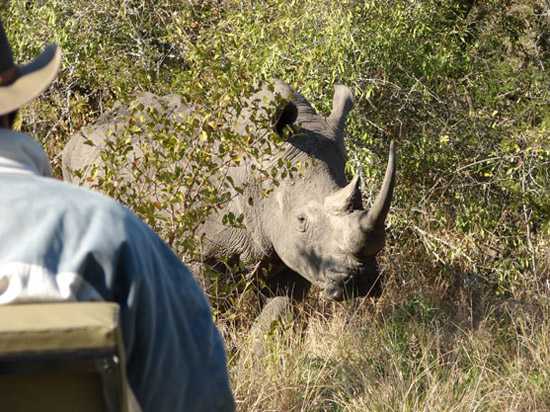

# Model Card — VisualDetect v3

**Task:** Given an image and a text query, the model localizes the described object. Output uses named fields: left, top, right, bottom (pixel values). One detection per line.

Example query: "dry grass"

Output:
left=225, top=293, right=550, bottom=412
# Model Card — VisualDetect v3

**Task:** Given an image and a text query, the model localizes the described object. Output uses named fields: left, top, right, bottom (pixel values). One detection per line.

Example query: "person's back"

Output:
left=0, top=20, right=234, bottom=412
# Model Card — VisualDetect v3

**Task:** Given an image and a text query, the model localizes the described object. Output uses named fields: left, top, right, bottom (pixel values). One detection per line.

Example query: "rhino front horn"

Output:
left=361, top=141, right=397, bottom=231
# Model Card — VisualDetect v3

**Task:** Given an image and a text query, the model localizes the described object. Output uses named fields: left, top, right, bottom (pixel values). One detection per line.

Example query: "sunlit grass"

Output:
left=227, top=294, right=550, bottom=411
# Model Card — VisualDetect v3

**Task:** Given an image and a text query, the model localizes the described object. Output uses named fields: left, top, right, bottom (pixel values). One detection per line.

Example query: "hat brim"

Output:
left=0, top=44, right=61, bottom=116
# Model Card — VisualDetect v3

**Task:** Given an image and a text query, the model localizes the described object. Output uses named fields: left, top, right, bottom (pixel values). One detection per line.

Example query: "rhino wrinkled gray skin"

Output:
left=62, top=81, right=396, bottom=303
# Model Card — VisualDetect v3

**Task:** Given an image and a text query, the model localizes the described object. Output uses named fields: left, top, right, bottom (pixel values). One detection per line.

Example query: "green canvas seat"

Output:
left=0, top=302, right=129, bottom=412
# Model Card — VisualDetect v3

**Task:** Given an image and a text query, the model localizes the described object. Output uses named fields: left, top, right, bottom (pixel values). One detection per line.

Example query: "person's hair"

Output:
left=1, top=110, right=17, bottom=129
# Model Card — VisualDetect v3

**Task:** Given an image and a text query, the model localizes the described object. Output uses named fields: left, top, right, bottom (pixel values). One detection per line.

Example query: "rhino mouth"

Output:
left=323, top=283, right=348, bottom=301
left=321, top=265, right=383, bottom=301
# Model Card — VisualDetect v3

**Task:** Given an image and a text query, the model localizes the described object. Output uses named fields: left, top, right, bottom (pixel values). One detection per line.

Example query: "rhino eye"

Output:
left=297, top=214, right=307, bottom=232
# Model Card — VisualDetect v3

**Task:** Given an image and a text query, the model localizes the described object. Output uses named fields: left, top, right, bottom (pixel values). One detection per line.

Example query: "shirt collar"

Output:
left=0, top=128, right=52, bottom=177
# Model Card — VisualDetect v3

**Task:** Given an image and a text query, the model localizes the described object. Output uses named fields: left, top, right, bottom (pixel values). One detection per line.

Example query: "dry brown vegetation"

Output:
left=224, top=241, right=550, bottom=411
left=229, top=302, right=550, bottom=411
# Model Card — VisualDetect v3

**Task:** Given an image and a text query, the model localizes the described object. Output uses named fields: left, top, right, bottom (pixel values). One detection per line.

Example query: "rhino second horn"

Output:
left=361, top=140, right=397, bottom=231
left=324, top=175, right=361, bottom=215
left=327, top=85, right=353, bottom=134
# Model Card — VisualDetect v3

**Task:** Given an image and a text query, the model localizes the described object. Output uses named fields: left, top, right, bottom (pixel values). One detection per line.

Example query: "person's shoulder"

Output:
left=35, top=177, right=148, bottom=232
left=0, top=129, right=50, bottom=170
left=38, top=176, right=122, bottom=210
left=0, top=129, right=42, bottom=148
left=41, top=177, right=168, bottom=249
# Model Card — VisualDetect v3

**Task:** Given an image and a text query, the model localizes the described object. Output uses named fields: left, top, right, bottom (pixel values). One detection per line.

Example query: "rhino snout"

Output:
left=323, top=284, right=346, bottom=301
left=322, top=263, right=383, bottom=301
left=322, top=269, right=355, bottom=301
left=325, top=270, right=349, bottom=283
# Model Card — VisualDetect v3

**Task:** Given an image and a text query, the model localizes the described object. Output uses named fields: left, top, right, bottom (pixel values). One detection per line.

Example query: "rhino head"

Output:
left=254, top=81, right=396, bottom=301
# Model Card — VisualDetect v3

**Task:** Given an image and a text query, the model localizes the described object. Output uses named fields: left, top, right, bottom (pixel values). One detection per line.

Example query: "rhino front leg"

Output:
left=248, top=296, right=292, bottom=358
left=246, top=268, right=311, bottom=358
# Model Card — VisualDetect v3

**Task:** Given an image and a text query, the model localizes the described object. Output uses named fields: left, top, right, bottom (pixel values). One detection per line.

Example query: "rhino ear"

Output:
left=273, top=100, right=298, bottom=136
left=327, top=85, right=353, bottom=134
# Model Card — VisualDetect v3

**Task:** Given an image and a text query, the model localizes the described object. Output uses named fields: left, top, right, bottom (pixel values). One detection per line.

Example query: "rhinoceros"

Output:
left=62, top=81, right=396, bottom=309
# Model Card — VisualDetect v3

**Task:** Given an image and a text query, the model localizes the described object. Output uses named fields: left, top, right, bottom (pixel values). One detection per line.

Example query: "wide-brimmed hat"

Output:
left=0, top=20, right=61, bottom=116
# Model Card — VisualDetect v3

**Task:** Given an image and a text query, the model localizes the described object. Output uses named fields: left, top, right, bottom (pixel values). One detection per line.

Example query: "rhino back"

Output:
left=62, top=93, right=190, bottom=186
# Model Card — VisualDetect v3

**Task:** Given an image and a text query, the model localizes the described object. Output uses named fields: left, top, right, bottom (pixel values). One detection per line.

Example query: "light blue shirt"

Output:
left=0, top=128, right=235, bottom=412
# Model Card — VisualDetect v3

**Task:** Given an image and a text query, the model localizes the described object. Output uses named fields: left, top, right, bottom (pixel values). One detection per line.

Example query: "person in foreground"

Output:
left=0, top=20, right=235, bottom=412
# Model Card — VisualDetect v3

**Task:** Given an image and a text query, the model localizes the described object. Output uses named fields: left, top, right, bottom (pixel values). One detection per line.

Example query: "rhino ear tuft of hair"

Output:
left=273, top=101, right=298, bottom=136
